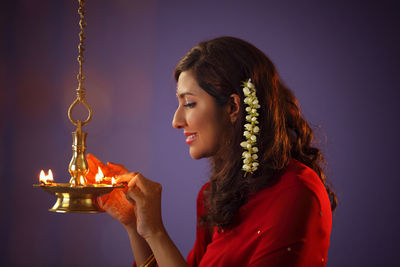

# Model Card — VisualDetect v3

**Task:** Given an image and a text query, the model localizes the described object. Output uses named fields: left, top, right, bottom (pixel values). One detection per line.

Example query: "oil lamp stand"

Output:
left=33, top=0, right=123, bottom=213
left=34, top=183, right=123, bottom=213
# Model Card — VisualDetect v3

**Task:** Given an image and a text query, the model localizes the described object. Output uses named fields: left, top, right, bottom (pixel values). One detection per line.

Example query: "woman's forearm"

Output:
left=146, top=227, right=188, bottom=267
left=125, top=224, right=153, bottom=266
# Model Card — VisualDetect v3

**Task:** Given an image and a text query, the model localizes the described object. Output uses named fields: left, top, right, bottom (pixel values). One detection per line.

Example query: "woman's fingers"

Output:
left=123, top=174, right=163, bottom=238
left=97, top=194, right=107, bottom=210
left=126, top=184, right=145, bottom=204
left=116, top=172, right=137, bottom=184
left=125, top=193, right=136, bottom=205
left=127, top=173, right=160, bottom=195
left=99, top=188, right=137, bottom=226
left=126, top=173, right=162, bottom=204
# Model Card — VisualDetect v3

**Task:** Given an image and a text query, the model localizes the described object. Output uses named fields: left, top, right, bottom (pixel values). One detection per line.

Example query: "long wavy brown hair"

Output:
left=174, top=36, right=337, bottom=228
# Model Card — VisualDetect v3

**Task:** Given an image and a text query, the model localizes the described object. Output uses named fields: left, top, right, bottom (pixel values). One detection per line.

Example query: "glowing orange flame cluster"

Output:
left=95, top=167, right=116, bottom=185
left=39, top=167, right=116, bottom=186
left=40, top=169, right=54, bottom=184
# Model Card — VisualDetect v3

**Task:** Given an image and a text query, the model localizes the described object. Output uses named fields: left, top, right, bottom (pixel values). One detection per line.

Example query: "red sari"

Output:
left=187, top=159, right=332, bottom=266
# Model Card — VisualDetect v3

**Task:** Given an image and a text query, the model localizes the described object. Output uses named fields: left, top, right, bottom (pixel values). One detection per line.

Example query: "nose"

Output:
left=172, top=106, right=186, bottom=129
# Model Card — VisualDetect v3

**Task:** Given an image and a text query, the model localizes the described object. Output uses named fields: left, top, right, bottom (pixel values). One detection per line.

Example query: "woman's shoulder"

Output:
left=248, top=158, right=331, bottom=217
left=279, top=158, right=329, bottom=207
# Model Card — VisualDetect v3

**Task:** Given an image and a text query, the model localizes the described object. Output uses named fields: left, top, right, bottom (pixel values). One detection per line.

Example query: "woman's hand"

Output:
left=87, top=154, right=187, bottom=266
left=86, top=154, right=137, bottom=227
left=121, top=172, right=165, bottom=240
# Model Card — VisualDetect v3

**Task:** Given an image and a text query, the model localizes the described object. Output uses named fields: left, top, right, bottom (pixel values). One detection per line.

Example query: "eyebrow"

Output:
left=176, top=91, right=196, bottom=99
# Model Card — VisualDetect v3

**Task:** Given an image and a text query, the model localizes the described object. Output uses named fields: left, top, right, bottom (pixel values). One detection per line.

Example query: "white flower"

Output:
left=246, top=79, right=253, bottom=88
left=245, top=124, right=252, bottom=131
left=240, top=141, right=248, bottom=148
left=243, top=87, right=250, bottom=96
left=241, top=78, right=260, bottom=176
left=242, top=151, right=251, bottom=158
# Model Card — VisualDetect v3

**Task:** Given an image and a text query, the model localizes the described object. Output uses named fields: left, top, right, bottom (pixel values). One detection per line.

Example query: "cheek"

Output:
left=200, top=112, right=225, bottom=141
left=185, top=111, right=200, bottom=129
left=186, top=103, right=225, bottom=140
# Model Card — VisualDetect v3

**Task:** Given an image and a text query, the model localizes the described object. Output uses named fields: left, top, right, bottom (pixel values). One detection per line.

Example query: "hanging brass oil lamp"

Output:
left=33, top=0, right=123, bottom=213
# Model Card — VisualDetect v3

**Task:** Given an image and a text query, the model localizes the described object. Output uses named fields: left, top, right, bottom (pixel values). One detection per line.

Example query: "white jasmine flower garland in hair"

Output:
left=240, top=79, right=261, bottom=175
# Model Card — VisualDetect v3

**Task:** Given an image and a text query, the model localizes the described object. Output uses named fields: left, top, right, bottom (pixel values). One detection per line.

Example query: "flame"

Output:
left=111, top=177, right=116, bottom=185
left=40, top=170, right=46, bottom=183
left=47, top=169, right=54, bottom=182
left=95, top=167, right=104, bottom=183
left=39, top=169, right=54, bottom=184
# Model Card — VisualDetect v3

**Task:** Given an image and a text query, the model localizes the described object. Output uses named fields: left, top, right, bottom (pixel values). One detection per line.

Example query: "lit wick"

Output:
left=94, top=167, right=116, bottom=185
left=39, top=169, right=54, bottom=185
left=95, top=167, right=104, bottom=184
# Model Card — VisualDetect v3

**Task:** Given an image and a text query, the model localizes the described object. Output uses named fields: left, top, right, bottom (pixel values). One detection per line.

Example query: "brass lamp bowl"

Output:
left=33, top=183, right=124, bottom=213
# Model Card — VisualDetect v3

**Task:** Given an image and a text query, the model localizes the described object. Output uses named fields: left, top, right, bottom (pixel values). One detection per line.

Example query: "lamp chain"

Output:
left=77, top=0, right=86, bottom=100
left=68, top=0, right=92, bottom=127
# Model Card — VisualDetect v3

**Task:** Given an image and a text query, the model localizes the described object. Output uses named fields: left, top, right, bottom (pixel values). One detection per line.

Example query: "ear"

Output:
left=226, top=93, right=241, bottom=123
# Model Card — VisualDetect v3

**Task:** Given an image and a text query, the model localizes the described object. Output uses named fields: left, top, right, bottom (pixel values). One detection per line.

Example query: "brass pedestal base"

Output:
left=34, top=183, right=124, bottom=213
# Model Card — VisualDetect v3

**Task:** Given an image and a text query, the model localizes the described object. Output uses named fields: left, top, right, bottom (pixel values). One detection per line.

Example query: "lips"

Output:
left=184, top=132, right=197, bottom=144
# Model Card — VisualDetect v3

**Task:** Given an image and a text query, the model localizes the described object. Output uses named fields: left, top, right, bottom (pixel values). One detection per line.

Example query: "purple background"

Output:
left=1, top=0, right=399, bottom=266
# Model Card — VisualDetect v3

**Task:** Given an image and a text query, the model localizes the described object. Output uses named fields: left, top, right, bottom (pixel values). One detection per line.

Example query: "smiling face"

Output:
left=172, top=71, right=228, bottom=159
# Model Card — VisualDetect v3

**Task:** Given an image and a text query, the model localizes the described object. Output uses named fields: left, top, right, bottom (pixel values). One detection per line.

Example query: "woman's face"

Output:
left=172, top=71, right=227, bottom=159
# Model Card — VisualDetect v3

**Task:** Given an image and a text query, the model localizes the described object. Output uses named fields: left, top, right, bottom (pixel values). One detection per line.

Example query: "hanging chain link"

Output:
left=68, top=0, right=92, bottom=128
left=76, top=0, right=87, bottom=99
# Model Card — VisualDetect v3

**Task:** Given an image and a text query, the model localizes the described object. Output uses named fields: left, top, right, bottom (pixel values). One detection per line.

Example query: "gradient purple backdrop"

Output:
left=1, top=0, right=399, bottom=266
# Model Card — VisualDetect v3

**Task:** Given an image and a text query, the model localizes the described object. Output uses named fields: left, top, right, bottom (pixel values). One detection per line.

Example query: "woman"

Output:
left=87, top=36, right=337, bottom=266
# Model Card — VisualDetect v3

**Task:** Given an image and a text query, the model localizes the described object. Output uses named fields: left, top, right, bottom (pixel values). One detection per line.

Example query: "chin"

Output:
left=189, top=147, right=215, bottom=160
left=189, top=150, right=204, bottom=160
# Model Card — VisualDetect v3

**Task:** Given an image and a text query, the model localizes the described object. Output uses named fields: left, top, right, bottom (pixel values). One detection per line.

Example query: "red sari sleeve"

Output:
left=248, top=184, right=330, bottom=266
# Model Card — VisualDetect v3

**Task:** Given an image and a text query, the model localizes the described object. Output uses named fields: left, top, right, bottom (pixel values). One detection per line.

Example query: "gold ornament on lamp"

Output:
left=33, top=0, right=123, bottom=213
